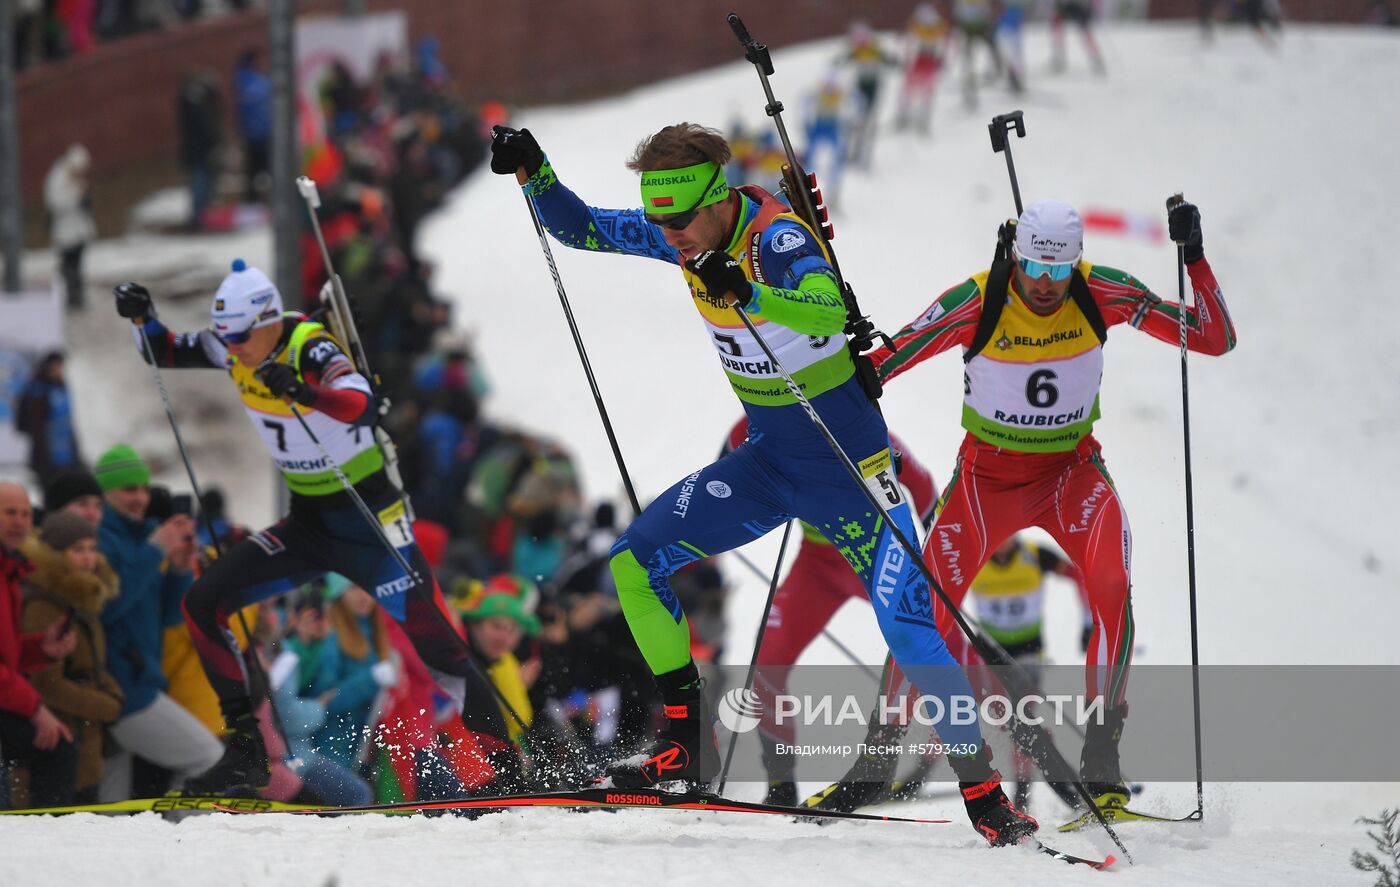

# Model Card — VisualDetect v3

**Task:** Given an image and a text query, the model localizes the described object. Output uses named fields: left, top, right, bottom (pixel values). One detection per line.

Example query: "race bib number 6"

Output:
left=858, top=449, right=905, bottom=508
left=377, top=499, right=413, bottom=549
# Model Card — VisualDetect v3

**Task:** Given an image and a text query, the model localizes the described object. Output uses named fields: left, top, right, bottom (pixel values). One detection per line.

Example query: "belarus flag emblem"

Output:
left=651, top=196, right=674, bottom=208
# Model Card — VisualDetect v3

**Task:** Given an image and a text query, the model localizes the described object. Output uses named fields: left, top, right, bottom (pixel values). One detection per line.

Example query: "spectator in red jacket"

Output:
left=0, top=481, right=79, bottom=808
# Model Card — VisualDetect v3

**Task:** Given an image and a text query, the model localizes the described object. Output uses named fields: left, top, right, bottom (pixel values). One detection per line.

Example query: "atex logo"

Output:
left=717, top=687, right=763, bottom=733
left=375, top=575, right=415, bottom=598
left=873, top=540, right=905, bottom=608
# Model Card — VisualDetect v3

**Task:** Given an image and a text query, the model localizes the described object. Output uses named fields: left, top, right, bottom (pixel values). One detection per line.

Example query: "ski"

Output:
left=0, top=796, right=321, bottom=816
left=1058, top=803, right=1197, bottom=832
left=1034, top=841, right=1117, bottom=870
left=215, top=786, right=954, bottom=824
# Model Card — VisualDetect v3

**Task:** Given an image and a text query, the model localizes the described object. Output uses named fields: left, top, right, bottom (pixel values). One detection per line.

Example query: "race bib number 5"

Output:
left=377, top=499, right=413, bottom=549
left=858, top=449, right=905, bottom=508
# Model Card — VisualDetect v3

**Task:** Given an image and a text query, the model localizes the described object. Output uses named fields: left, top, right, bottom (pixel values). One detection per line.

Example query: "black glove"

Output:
left=685, top=250, right=752, bottom=308
left=256, top=363, right=317, bottom=407
left=1080, top=624, right=1094, bottom=654
left=490, top=126, right=544, bottom=178
left=114, top=282, right=155, bottom=321
left=1168, top=202, right=1204, bottom=264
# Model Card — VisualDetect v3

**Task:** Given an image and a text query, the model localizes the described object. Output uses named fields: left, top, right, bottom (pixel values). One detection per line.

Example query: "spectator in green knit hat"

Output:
left=94, top=444, right=150, bottom=492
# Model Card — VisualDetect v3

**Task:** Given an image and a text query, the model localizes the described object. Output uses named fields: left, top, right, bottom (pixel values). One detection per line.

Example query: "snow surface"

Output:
left=15, top=21, right=1399, bottom=887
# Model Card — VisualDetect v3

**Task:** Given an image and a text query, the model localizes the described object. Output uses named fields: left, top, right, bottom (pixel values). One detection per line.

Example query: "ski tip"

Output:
left=1096, top=854, right=1118, bottom=871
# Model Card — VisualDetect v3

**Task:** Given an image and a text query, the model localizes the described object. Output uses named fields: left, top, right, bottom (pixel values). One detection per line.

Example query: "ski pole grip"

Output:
left=296, top=176, right=322, bottom=209
left=988, top=110, right=1026, bottom=153
left=727, top=13, right=752, bottom=45
left=1166, top=192, right=1186, bottom=243
left=727, top=13, right=774, bottom=74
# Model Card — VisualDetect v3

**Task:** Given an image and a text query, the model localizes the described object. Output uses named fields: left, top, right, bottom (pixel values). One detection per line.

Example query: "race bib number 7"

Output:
left=858, top=449, right=905, bottom=509
left=377, top=499, right=413, bottom=549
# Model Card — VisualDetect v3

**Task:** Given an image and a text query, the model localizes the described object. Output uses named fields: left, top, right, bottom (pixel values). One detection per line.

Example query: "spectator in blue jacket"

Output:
left=15, top=352, right=80, bottom=486
left=233, top=49, right=271, bottom=201
left=93, top=444, right=222, bottom=799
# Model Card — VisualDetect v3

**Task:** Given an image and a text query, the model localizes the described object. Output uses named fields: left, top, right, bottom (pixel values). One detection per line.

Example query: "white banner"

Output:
left=295, top=12, right=410, bottom=144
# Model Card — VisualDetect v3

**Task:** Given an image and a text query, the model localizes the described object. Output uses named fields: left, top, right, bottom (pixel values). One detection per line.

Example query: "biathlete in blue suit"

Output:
left=490, top=122, right=1036, bottom=846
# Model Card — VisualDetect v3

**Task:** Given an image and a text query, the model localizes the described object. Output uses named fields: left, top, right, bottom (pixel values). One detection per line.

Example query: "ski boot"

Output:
left=803, top=716, right=906, bottom=813
left=182, top=711, right=269, bottom=797
left=949, top=746, right=1039, bottom=847
left=603, top=663, right=718, bottom=791
left=759, top=732, right=798, bottom=807
left=1080, top=704, right=1130, bottom=811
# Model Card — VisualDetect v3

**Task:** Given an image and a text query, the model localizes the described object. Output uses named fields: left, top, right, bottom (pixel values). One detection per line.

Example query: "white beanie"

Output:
left=1015, top=199, right=1083, bottom=264
left=211, top=259, right=283, bottom=337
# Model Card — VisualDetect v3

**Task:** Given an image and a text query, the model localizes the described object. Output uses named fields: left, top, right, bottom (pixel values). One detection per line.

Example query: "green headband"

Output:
left=639, top=160, right=728, bottom=214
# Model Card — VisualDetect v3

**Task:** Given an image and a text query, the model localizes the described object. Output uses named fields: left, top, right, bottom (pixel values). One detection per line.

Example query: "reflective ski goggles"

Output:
left=1016, top=254, right=1078, bottom=282
left=215, top=325, right=255, bottom=345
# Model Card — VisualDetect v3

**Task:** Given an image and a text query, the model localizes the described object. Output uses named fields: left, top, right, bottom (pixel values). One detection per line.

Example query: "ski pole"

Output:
left=514, top=178, right=644, bottom=519
left=727, top=305, right=1132, bottom=862
left=133, top=324, right=291, bottom=752
left=281, top=402, right=533, bottom=736
left=1167, top=192, right=1206, bottom=823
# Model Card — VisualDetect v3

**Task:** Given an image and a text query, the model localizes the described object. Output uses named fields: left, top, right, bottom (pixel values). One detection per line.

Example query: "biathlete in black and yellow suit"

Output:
left=490, top=122, right=1039, bottom=846
left=114, top=261, right=518, bottom=797
left=872, top=198, right=1237, bottom=807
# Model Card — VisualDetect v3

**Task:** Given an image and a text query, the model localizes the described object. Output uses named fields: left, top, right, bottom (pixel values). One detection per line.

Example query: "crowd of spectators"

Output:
left=2, top=40, right=732, bottom=809
left=10, top=0, right=256, bottom=71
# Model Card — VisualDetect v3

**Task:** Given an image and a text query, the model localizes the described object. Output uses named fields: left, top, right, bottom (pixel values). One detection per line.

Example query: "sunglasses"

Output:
left=216, top=327, right=255, bottom=345
left=1017, top=255, right=1078, bottom=282
left=645, top=164, right=722, bottom=232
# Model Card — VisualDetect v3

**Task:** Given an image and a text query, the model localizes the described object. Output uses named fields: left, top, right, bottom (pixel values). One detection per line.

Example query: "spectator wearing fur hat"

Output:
left=21, top=511, right=124, bottom=803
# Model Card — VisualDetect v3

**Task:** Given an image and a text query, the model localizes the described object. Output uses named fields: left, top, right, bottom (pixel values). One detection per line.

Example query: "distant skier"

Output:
left=1050, top=0, right=1107, bottom=75
left=872, top=198, right=1236, bottom=817
left=490, top=122, right=1039, bottom=846
left=838, top=21, right=899, bottom=167
left=896, top=3, right=952, bottom=135
left=803, top=75, right=853, bottom=209
left=951, top=0, right=1009, bottom=108
left=998, top=0, right=1029, bottom=94
left=112, top=262, right=521, bottom=797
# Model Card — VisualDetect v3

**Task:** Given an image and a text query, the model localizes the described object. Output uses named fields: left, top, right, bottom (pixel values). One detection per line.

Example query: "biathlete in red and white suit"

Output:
left=872, top=198, right=1236, bottom=809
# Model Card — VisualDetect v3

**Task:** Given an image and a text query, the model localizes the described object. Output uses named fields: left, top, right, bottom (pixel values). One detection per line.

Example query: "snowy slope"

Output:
left=13, top=22, right=1398, bottom=887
